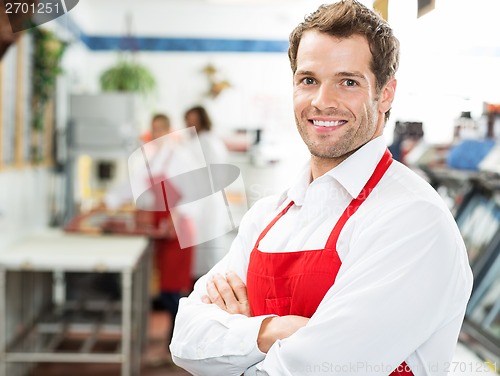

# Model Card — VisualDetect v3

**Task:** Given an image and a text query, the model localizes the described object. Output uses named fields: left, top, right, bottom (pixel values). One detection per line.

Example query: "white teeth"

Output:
left=312, top=120, right=344, bottom=127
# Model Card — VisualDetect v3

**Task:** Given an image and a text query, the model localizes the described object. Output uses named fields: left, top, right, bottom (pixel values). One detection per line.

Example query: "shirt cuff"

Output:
left=224, top=314, right=275, bottom=359
left=245, top=362, right=263, bottom=376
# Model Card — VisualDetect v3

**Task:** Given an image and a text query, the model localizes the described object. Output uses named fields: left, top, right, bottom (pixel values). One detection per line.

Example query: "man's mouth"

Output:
left=310, top=119, right=347, bottom=127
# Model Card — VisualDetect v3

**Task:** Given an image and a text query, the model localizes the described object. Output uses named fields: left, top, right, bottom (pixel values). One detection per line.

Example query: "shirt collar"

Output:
left=327, top=136, right=387, bottom=199
left=282, top=162, right=311, bottom=207
left=280, top=136, right=387, bottom=207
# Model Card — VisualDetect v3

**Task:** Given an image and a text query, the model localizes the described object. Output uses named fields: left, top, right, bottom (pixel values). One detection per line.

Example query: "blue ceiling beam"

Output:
left=81, top=35, right=289, bottom=53
left=57, top=14, right=288, bottom=53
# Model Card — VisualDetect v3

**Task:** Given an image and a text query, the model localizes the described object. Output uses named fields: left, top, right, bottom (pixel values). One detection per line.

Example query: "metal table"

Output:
left=0, top=230, right=149, bottom=376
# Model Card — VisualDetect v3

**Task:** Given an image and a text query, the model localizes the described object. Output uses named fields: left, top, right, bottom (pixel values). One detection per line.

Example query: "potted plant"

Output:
left=99, top=56, right=156, bottom=96
left=31, top=27, right=66, bottom=163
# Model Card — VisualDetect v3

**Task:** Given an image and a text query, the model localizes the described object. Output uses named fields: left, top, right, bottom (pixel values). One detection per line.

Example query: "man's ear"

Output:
left=378, top=77, right=397, bottom=115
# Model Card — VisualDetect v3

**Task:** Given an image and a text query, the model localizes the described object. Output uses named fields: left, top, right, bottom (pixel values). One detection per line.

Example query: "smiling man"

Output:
left=170, top=1, right=473, bottom=375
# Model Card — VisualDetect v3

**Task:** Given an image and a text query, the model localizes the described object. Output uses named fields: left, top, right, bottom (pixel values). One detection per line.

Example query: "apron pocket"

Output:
left=265, top=296, right=291, bottom=316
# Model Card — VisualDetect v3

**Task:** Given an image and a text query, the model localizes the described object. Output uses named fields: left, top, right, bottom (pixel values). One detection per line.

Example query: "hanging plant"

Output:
left=31, top=27, right=66, bottom=131
left=99, top=57, right=156, bottom=95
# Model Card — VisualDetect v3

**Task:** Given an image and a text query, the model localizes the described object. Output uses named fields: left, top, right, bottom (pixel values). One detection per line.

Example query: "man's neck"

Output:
left=310, top=151, right=354, bottom=180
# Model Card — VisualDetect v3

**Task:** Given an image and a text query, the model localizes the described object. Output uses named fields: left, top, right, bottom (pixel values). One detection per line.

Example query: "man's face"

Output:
left=293, top=30, right=396, bottom=162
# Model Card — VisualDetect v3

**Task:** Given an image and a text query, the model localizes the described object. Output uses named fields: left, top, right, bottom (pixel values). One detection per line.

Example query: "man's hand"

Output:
left=201, top=272, right=309, bottom=353
left=201, top=272, right=251, bottom=317
left=257, top=315, right=309, bottom=353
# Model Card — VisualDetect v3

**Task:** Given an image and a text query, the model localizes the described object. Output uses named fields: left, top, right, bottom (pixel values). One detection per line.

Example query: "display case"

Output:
left=462, top=232, right=500, bottom=366
left=455, top=176, right=500, bottom=366
left=455, top=184, right=500, bottom=276
left=419, top=157, right=500, bottom=366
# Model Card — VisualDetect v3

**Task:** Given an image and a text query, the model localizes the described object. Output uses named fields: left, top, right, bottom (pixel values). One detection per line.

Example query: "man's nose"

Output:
left=311, top=84, right=339, bottom=110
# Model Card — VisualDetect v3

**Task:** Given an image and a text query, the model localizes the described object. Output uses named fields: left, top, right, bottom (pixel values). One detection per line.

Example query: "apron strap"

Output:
left=325, top=149, right=393, bottom=250
left=254, top=200, right=294, bottom=250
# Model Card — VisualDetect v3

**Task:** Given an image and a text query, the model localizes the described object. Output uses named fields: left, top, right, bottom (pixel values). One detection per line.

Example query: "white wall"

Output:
left=0, top=168, right=51, bottom=249
left=387, top=0, right=500, bottom=143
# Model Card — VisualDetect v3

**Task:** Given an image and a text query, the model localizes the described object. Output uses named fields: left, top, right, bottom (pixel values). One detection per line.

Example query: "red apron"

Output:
left=151, top=174, right=194, bottom=292
left=246, top=149, right=413, bottom=376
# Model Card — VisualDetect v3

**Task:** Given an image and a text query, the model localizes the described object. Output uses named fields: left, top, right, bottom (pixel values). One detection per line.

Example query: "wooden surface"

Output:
left=64, top=208, right=173, bottom=239
left=14, top=32, right=24, bottom=166
left=0, top=58, right=3, bottom=170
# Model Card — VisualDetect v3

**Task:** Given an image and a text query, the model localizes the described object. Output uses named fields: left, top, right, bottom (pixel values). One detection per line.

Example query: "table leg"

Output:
left=141, top=246, right=152, bottom=352
left=121, top=270, right=132, bottom=376
left=132, top=253, right=145, bottom=376
left=0, top=268, right=6, bottom=376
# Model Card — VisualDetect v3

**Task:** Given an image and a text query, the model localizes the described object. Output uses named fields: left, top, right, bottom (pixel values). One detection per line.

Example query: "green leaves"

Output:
left=99, top=58, right=156, bottom=95
left=31, top=27, right=67, bottom=130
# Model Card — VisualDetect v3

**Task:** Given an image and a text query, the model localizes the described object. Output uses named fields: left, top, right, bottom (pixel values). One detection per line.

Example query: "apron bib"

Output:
left=246, top=149, right=413, bottom=376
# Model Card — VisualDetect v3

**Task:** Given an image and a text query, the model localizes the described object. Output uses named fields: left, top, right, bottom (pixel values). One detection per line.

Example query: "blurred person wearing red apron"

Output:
left=140, top=114, right=195, bottom=349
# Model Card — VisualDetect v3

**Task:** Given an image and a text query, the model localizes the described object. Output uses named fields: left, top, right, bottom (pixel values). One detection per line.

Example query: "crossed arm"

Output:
left=202, top=271, right=309, bottom=353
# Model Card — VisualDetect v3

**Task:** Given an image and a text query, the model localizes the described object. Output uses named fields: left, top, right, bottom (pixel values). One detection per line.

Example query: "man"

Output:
left=170, top=1, right=473, bottom=375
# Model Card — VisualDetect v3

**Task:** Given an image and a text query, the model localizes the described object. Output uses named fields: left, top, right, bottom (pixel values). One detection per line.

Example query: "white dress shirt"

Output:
left=170, top=136, right=473, bottom=376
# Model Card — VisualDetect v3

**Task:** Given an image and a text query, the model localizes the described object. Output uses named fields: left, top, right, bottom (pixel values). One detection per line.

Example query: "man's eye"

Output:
left=302, top=77, right=316, bottom=85
left=344, top=79, right=357, bottom=87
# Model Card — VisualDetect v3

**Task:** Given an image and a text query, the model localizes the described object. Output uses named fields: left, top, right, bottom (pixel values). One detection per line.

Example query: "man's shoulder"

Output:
left=381, top=160, right=448, bottom=208
left=356, top=160, right=459, bottom=232
left=246, top=194, right=286, bottom=216
left=238, top=194, right=286, bottom=231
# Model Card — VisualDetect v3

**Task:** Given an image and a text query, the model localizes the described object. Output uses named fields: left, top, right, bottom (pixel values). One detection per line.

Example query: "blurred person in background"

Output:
left=143, top=114, right=194, bottom=351
left=184, top=105, right=230, bottom=283
left=106, top=114, right=195, bottom=363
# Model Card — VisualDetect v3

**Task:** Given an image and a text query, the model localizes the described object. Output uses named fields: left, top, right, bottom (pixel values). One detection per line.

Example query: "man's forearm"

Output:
left=171, top=293, right=269, bottom=376
left=257, top=315, right=310, bottom=353
left=197, top=271, right=309, bottom=360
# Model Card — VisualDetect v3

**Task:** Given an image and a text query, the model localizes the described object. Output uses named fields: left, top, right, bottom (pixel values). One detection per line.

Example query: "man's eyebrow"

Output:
left=335, top=71, right=368, bottom=81
left=294, top=70, right=315, bottom=76
left=294, top=70, right=368, bottom=82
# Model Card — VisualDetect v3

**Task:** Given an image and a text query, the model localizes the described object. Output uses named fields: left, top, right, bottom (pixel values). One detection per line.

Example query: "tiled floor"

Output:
left=30, top=312, right=190, bottom=376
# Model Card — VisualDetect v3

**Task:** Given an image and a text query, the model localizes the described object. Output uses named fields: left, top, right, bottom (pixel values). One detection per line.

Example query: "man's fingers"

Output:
left=212, top=274, right=239, bottom=312
left=225, top=271, right=248, bottom=303
left=206, top=278, right=226, bottom=310
left=226, top=271, right=251, bottom=317
left=204, top=272, right=251, bottom=316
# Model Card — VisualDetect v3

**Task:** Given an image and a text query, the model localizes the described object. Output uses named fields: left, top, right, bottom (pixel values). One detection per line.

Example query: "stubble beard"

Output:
left=294, top=115, right=357, bottom=160
left=294, top=109, right=378, bottom=161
